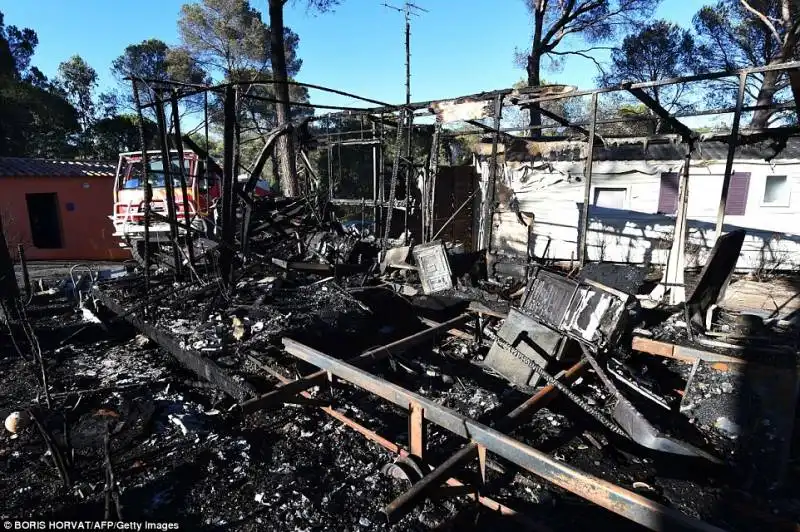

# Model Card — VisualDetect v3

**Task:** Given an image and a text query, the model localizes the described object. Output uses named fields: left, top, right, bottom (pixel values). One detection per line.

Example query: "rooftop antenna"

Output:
left=383, top=2, right=427, bottom=106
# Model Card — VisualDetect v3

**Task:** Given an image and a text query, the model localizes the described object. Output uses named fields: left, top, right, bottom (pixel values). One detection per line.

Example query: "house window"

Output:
left=762, top=175, right=789, bottom=206
left=593, top=188, right=626, bottom=210
left=657, top=173, right=679, bottom=214
left=724, top=172, right=750, bottom=216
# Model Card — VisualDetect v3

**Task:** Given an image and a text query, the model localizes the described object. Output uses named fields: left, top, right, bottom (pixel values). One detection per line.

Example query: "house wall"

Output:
left=1, top=175, right=130, bottom=261
left=483, top=158, right=800, bottom=271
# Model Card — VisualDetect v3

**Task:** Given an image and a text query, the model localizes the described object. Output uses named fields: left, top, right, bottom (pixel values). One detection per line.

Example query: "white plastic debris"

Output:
left=5, top=411, right=29, bottom=434
left=232, top=316, right=246, bottom=341
left=714, top=416, right=741, bottom=436
left=168, top=414, right=189, bottom=436
left=81, top=307, right=102, bottom=324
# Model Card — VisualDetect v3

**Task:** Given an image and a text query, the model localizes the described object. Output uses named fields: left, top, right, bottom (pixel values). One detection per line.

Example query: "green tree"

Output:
left=693, top=0, right=800, bottom=127
left=110, top=38, right=207, bottom=113
left=519, top=0, right=660, bottom=131
left=89, top=114, right=158, bottom=160
left=178, top=0, right=307, bottom=194
left=599, top=20, right=698, bottom=133
left=57, top=55, right=98, bottom=155
left=0, top=11, right=79, bottom=157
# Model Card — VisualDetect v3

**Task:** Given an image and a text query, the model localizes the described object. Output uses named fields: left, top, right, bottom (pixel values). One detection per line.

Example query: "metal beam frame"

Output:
left=578, top=92, right=599, bottom=267
left=384, top=358, right=587, bottom=523
left=627, top=87, right=696, bottom=143
left=715, top=72, right=748, bottom=238
left=282, top=337, right=723, bottom=531
left=248, top=349, right=540, bottom=528
left=537, top=107, right=591, bottom=137
left=239, top=314, right=471, bottom=414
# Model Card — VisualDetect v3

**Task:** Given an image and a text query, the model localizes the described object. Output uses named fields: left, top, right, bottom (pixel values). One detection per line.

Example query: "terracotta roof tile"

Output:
left=0, top=157, right=116, bottom=178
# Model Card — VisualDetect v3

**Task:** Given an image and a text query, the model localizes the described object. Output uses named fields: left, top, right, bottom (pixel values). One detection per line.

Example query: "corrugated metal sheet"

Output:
left=0, top=157, right=115, bottom=178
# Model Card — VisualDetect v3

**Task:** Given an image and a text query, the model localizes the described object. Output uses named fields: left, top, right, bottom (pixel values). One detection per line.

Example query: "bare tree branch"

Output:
left=550, top=49, right=606, bottom=74
left=740, top=0, right=782, bottom=43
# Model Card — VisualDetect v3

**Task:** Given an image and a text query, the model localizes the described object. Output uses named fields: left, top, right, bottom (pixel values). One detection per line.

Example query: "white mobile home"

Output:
left=476, top=135, right=800, bottom=272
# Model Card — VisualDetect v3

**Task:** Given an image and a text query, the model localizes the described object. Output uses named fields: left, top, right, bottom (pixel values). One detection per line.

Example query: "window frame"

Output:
left=760, top=174, right=791, bottom=208
left=591, top=186, right=629, bottom=211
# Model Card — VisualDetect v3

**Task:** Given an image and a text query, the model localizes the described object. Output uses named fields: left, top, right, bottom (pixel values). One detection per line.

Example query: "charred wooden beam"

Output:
left=94, top=290, right=256, bottom=401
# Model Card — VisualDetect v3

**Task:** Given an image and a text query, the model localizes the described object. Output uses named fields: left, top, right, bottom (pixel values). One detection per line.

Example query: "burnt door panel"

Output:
left=26, top=193, right=63, bottom=249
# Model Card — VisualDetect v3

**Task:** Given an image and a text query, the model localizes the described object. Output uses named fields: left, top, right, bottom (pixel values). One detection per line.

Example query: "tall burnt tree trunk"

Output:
left=748, top=1, right=799, bottom=129
left=268, top=0, right=299, bottom=197
left=527, top=6, right=545, bottom=137
left=750, top=68, right=781, bottom=128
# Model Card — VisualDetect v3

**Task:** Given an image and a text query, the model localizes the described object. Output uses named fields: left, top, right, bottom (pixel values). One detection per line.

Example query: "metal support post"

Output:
left=481, top=94, right=503, bottom=251
left=408, top=402, right=425, bottom=458
left=664, top=148, right=692, bottom=304
left=220, top=86, right=236, bottom=286
left=579, top=92, right=598, bottom=267
left=131, top=81, right=152, bottom=302
left=170, top=92, right=196, bottom=271
left=154, top=95, right=183, bottom=277
left=384, top=359, right=586, bottom=522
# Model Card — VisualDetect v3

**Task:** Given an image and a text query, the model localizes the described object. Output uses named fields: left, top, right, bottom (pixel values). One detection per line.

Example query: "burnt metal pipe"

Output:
left=240, top=313, right=471, bottom=414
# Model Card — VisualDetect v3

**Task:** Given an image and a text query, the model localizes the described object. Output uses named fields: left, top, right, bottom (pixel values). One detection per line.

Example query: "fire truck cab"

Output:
left=110, top=150, right=219, bottom=262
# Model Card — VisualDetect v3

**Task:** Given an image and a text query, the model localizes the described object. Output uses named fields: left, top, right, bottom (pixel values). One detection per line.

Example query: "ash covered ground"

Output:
left=2, top=271, right=800, bottom=531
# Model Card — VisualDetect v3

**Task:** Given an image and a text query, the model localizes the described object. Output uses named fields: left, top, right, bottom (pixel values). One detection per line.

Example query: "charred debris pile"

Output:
left=2, top=189, right=800, bottom=530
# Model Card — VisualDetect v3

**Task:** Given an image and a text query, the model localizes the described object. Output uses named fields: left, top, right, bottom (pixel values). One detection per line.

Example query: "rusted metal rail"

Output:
left=281, top=337, right=724, bottom=532
left=384, top=358, right=588, bottom=522
left=247, top=348, right=542, bottom=528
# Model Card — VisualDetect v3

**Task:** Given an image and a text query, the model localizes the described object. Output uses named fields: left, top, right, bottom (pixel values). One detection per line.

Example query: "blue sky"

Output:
left=2, top=0, right=708, bottom=108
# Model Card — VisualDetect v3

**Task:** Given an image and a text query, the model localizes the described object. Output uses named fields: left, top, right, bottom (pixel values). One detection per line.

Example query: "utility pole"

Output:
left=383, top=2, right=427, bottom=106
left=383, top=2, right=427, bottom=240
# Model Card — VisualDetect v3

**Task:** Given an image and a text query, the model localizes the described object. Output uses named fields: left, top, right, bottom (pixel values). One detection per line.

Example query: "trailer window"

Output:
left=123, top=157, right=187, bottom=189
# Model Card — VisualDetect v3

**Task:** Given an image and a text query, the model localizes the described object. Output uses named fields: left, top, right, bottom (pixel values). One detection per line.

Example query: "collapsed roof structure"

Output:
left=2, top=59, right=800, bottom=530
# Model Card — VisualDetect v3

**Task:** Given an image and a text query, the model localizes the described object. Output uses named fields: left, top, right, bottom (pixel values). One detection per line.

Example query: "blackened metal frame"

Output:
left=279, top=336, right=723, bottom=531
